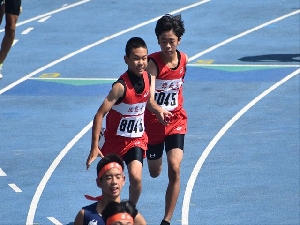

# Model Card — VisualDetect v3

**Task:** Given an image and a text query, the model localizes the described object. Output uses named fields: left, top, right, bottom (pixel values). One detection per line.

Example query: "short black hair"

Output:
left=125, top=37, right=148, bottom=57
left=102, top=200, right=138, bottom=223
left=96, top=153, right=124, bottom=179
left=155, top=14, right=185, bottom=39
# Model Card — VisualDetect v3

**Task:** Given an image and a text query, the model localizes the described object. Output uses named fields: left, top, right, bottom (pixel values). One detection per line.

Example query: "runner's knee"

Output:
left=4, top=25, right=15, bottom=38
left=168, top=163, right=180, bottom=181
left=149, top=167, right=162, bottom=178
left=129, top=173, right=142, bottom=187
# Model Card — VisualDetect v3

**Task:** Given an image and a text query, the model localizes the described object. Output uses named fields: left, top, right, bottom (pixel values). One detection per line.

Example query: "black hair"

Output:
left=96, top=153, right=125, bottom=179
left=125, top=37, right=148, bottom=57
left=155, top=14, right=185, bottom=39
left=102, top=200, right=138, bottom=223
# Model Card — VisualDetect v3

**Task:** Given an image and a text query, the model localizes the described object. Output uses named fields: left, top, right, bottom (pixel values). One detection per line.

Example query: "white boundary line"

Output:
left=0, top=167, right=7, bottom=176
left=188, top=9, right=300, bottom=62
left=0, top=0, right=211, bottom=96
left=0, top=0, right=91, bottom=33
left=26, top=122, right=93, bottom=224
left=182, top=10, right=300, bottom=225
left=47, top=217, right=63, bottom=225
left=24, top=1, right=211, bottom=224
left=187, top=63, right=300, bottom=68
left=8, top=183, right=22, bottom=192
left=181, top=68, right=300, bottom=224
left=28, top=77, right=118, bottom=81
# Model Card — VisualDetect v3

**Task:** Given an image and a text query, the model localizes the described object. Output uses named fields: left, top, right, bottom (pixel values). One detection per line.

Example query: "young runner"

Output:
left=86, top=37, right=170, bottom=206
left=145, top=14, right=188, bottom=225
left=74, top=154, right=146, bottom=225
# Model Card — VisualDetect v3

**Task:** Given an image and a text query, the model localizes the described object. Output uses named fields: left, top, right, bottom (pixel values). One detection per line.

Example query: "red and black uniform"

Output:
left=101, top=70, right=150, bottom=159
left=145, top=50, right=187, bottom=158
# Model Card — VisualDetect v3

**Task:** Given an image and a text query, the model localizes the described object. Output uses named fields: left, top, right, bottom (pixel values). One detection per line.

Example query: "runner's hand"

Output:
left=86, top=147, right=104, bottom=169
left=156, top=109, right=173, bottom=126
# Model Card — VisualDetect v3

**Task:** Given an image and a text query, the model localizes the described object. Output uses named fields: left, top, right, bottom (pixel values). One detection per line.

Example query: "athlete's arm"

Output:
left=184, top=53, right=189, bottom=66
left=146, top=59, right=172, bottom=125
left=134, top=212, right=147, bottom=225
left=73, top=209, right=84, bottom=225
left=86, top=82, right=125, bottom=169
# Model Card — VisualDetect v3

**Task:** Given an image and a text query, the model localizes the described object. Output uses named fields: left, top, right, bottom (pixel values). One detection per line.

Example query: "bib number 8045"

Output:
left=155, top=92, right=177, bottom=106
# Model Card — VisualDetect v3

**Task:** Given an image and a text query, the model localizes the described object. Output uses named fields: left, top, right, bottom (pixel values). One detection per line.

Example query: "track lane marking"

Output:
left=182, top=8, right=300, bottom=224
left=0, top=168, right=7, bottom=176
left=8, top=183, right=22, bottom=192
left=188, top=9, right=300, bottom=62
left=21, top=27, right=34, bottom=35
left=47, top=217, right=63, bottom=225
left=1, top=0, right=210, bottom=95
left=0, top=0, right=91, bottom=33
left=38, top=16, right=51, bottom=23
left=187, top=63, right=300, bottom=68
left=181, top=68, right=299, bottom=224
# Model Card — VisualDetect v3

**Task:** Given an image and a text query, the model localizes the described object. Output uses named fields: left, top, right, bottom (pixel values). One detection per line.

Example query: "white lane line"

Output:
left=182, top=9, right=300, bottom=223
left=182, top=9, right=300, bottom=224
left=21, top=27, right=34, bottom=35
left=181, top=68, right=300, bottom=224
left=187, top=63, right=300, bottom=68
left=12, top=39, right=19, bottom=46
left=0, top=168, right=7, bottom=176
left=0, top=0, right=91, bottom=33
left=38, top=16, right=51, bottom=23
left=8, top=183, right=22, bottom=192
left=26, top=122, right=93, bottom=224
left=188, top=9, right=300, bottom=62
left=24, top=2, right=211, bottom=224
left=28, top=77, right=118, bottom=81
left=47, top=217, right=62, bottom=225
left=1, top=0, right=210, bottom=96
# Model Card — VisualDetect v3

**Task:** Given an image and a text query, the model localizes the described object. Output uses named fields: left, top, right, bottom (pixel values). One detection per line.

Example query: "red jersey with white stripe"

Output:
left=102, top=71, right=149, bottom=157
left=145, top=50, right=188, bottom=144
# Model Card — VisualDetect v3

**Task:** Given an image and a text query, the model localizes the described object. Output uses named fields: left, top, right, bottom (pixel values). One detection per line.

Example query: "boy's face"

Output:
left=125, top=47, right=148, bottom=76
left=98, top=167, right=125, bottom=198
left=158, top=30, right=180, bottom=57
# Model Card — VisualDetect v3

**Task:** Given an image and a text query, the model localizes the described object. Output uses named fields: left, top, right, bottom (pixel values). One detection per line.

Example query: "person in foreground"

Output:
left=86, top=37, right=170, bottom=206
left=144, top=14, right=188, bottom=225
left=0, top=0, right=22, bottom=79
left=102, top=200, right=146, bottom=225
left=74, top=154, right=146, bottom=225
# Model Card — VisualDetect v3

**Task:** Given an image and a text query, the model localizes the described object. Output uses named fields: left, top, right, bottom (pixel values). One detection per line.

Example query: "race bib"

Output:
left=155, top=78, right=182, bottom=111
left=117, top=115, right=144, bottom=138
left=155, top=90, right=179, bottom=111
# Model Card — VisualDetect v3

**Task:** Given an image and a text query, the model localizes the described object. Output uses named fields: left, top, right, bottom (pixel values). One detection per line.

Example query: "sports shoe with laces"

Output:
left=0, top=63, right=3, bottom=79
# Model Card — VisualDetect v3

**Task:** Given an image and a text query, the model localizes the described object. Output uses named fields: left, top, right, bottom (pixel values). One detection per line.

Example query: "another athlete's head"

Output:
left=102, top=200, right=138, bottom=225
left=124, top=37, right=148, bottom=76
left=155, top=14, right=185, bottom=40
left=155, top=14, right=185, bottom=58
left=96, top=154, right=125, bottom=200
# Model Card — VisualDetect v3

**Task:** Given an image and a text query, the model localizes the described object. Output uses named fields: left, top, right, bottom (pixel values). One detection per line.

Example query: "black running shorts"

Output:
left=5, top=0, right=21, bottom=16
